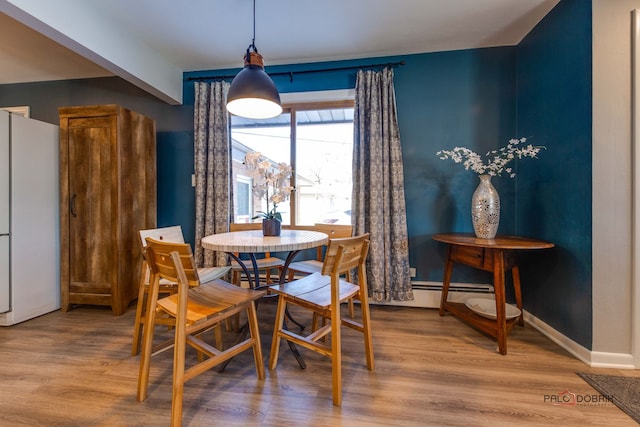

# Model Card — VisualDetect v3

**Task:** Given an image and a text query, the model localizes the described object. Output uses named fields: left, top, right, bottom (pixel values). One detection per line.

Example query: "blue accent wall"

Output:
left=0, top=0, right=593, bottom=348
left=184, top=48, right=517, bottom=284
left=515, top=0, right=592, bottom=348
left=393, top=48, right=517, bottom=283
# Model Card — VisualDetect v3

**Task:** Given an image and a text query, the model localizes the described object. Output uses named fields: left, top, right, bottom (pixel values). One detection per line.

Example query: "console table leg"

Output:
left=439, top=246, right=454, bottom=316
left=492, top=249, right=508, bottom=355
left=512, top=264, right=524, bottom=326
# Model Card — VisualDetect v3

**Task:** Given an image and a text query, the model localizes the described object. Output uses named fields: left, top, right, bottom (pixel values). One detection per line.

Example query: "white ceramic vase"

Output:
left=471, top=174, right=500, bottom=239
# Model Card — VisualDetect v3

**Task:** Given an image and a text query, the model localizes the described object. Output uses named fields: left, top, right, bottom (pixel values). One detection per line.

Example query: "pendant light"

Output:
left=226, top=0, right=282, bottom=119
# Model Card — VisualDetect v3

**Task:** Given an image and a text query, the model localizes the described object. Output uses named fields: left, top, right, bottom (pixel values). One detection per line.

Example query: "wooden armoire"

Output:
left=59, top=105, right=156, bottom=315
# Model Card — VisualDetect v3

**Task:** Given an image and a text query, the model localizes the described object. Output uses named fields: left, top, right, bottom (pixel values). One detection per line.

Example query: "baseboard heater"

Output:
left=410, top=281, right=494, bottom=293
left=372, top=281, right=494, bottom=309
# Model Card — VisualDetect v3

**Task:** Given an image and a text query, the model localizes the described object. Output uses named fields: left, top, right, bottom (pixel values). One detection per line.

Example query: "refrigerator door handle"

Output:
left=70, top=194, right=77, bottom=218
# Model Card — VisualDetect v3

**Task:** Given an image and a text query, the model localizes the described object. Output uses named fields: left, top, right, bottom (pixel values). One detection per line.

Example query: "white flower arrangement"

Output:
left=244, top=151, right=293, bottom=221
left=436, top=137, right=545, bottom=178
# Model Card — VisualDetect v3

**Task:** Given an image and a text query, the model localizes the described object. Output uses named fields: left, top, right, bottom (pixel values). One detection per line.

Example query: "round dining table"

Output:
left=201, top=228, right=329, bottom=290
left=201, top=228, right=328, bottom=370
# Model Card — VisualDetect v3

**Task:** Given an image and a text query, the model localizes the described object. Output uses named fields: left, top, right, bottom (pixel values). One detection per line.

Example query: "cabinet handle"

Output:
left=70, top=194, right=77, bottom=218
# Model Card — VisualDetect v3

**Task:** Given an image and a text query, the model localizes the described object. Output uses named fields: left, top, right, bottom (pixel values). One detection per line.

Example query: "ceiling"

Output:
left=0, top=0, right=560, bottom=105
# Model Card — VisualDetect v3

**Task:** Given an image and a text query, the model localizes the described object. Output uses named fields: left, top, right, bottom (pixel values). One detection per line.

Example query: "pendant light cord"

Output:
left=252, top=0, right=256, bottom=49
left=248, top=0, right=257, bottom=54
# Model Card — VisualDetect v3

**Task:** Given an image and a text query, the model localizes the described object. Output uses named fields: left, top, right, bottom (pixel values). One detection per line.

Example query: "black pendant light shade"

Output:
left=226, top=51, right=282, bottom=119
left=226, top=0, right=282, bottom=120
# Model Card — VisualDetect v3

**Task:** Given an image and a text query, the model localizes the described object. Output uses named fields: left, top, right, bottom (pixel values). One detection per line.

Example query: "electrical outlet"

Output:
left=409, top=267, right=416, bottom=277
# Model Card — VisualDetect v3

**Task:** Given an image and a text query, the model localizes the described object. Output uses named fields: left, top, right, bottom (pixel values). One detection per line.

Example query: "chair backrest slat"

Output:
left=321, top=234, right=370, bottom=277
left=137, top=226, right=187, bottom=286
left=313, top=224, right=352, bottom=261
left=311, top=223, right=352, bottom=239
left=229, top=222, right=262, bottom=232
left=144, top=237, right=200, bottom=287
left=286, top=224, right=352, bottom=260
left=139, top=225, right=185, bottom=247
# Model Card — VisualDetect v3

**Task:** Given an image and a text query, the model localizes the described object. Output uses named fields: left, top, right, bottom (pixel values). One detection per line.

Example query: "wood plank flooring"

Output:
left=0, top=299, right=638, bottom=426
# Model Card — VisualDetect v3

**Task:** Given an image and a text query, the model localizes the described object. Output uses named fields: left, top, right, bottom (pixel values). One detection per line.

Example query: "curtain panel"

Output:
left=353, top=68, right=413, bottom=302
left=193, top=81, right=233, bottom=268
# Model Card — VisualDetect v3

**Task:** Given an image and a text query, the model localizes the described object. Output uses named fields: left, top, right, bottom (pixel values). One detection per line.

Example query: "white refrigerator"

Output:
left=0, top=109, right=60, bottom=325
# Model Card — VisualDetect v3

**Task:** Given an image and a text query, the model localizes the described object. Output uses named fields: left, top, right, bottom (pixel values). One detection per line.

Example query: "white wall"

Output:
left=0, top=0, right=182, bottom=104
left=592, top=0, right=636, bottom=358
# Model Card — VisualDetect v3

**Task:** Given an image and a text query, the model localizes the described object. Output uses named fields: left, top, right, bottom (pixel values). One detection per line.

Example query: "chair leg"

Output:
left=346, top=272, right=355, bottom=318
left=170, top=284, right=188, bottom=427
left=131, top=291, right=146, bottom=356
left=137, top=278, right=160, bottom=402
left=269, top=296, right=288, bottom=370
left=331, top=301, right=342, bottom=406
left=194, top=324, right=223, bottom=362
left=132, top=264, right=149, bottom=356
left=171, top=326, right=186, bottom=427
left=247, top=301, right=265, bottom=379
left=226, top=271, right=243, bottom=331
left=312, top=313, right=329, bottom=343
left=358, top=293, right=375, bottom=371
left=214, top=323, right=223, bottom=349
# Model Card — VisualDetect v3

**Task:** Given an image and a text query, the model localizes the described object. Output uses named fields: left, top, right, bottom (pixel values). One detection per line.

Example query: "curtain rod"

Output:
left=186, top=60, right=405, bottom=82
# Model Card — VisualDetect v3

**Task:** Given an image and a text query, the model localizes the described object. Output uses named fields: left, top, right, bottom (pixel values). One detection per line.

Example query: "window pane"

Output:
left=230, top=102, right=353, bottom=226
left=231, top=114, right=292, bottom=224
left=295, top=109, right=353, bottom=225
left=235, top=176, right=251, bottom=222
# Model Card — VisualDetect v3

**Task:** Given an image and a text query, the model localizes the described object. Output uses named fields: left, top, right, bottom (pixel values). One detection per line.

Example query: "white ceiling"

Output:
left=0, top=0, right=560, bottom=104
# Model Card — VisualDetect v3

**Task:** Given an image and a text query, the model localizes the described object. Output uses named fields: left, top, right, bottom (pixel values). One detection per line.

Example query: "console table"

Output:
left=433, top=233, right=554, bottom=355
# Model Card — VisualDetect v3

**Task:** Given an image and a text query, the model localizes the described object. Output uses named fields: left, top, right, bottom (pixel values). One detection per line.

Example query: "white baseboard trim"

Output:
left=524, top=311, right=636, bottom=369
left=523, top=311, right=592, bottom=366
left=378, top=286, right=637, bottom=369
left=590, top=351, right=637, bottom=369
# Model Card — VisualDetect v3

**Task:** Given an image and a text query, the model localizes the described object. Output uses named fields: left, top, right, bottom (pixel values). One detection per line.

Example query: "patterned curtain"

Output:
left=353, top=68, right=413, bottom=302
left=193, top=81, right=233, bottom=268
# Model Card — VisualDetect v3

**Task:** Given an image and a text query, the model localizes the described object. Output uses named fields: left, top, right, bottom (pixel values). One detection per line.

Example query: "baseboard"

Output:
left=379, top=285, right=637, bottom=369
left=590, top=351, right=637, bottom=369
left=524, top=311, right=637, bottom=369
left=523, top=311, right=592, bottom=365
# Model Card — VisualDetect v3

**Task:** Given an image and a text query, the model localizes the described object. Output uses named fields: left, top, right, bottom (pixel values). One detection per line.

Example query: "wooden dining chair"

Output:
left=285, top=224, right=357, bottom=318
left=131, top=226, right=230, bottom=355
left=137, top=237, right=265, bottom=426
left=268, top=233, right=374, bottom=406
left=285, top=224, right=353, bottom=281
left=229, top=222, right=285, bottom=287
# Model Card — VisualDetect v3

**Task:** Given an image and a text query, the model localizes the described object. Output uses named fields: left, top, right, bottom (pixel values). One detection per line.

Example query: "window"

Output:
left=230, top=94, right=354, bottom=226
left=235, top=175, right=252, bottom=223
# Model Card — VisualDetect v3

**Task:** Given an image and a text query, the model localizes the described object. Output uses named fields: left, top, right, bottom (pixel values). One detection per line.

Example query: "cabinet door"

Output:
left=67, top=116, right=116, bottom=296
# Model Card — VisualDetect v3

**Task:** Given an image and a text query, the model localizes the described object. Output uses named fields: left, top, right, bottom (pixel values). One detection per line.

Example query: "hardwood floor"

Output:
left=0, top=299, right=638, bottom=426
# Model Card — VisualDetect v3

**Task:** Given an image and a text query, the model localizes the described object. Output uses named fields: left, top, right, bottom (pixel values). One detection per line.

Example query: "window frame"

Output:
left=230, top=93, right=355, bottom=226
left=282, top=99, right=355, bottom=225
